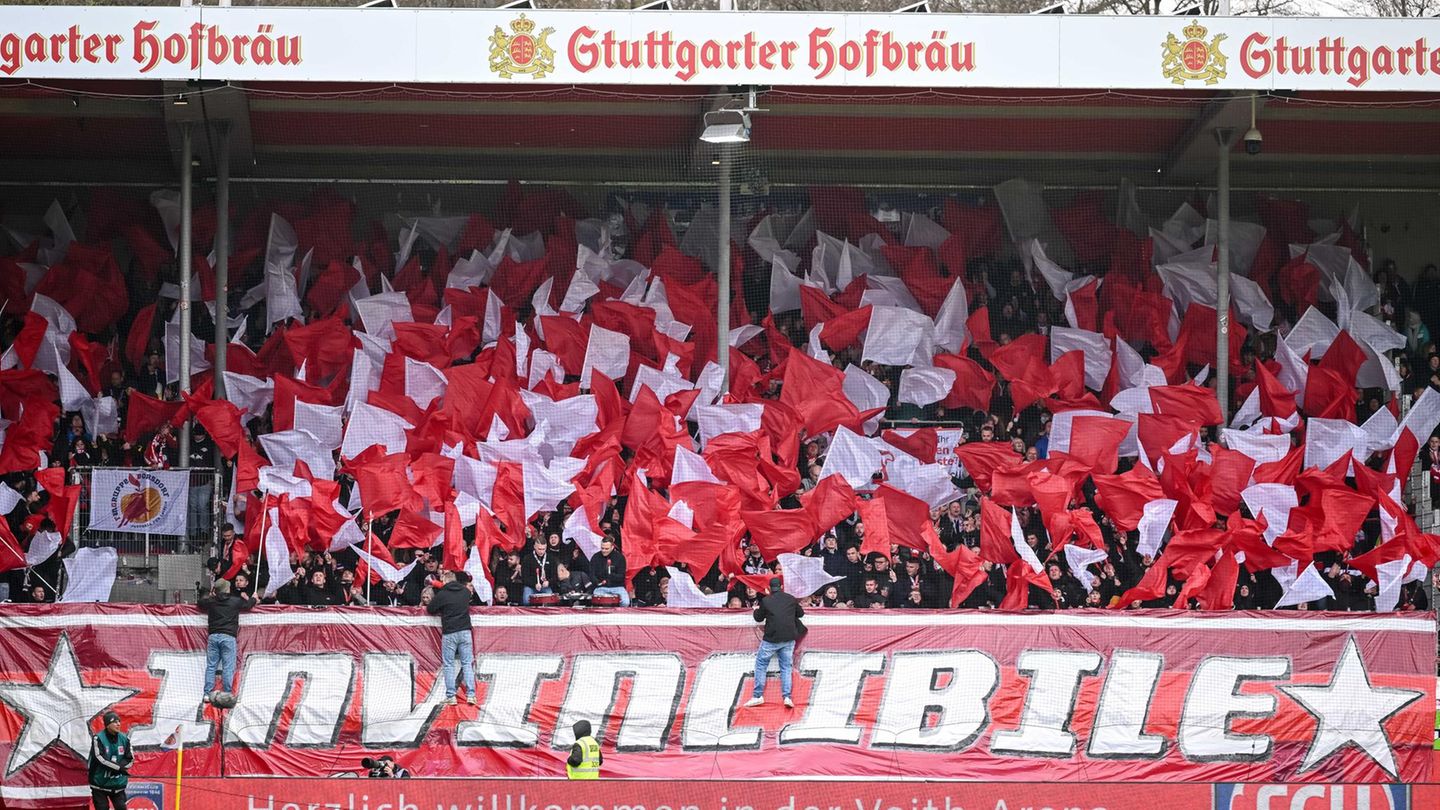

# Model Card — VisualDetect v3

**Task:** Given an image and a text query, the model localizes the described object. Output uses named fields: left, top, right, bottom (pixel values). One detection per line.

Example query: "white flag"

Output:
left=778, top=553, right=844, bottom=598
left=224, top=372, right=274, bottom=425
left=672, top=445, right=722, bottom=485
left=898, top=368, right=955, bottom=408
left=260, top=429, right=335, bottom=481
left=1136, top=499, right=1178, bottom=558
left=1063, top=545, right=1109, bottom=592
left=464, top=543, right=494, bottom=605
left=693, top=403, right=764, bottom=446
left=818, top=427, right=883, bottom=490
left=580, top=324, right=630, bottom=389
left=665, top=566, right=727, bottom=609
left=353, top=291, right=413, bottom=340
left=1049, top=327, right=1112, bottom=391
left=24, top=531, right=62, bottom=567
left=293, top=400, right=344, bottom=451
left=340, top=403, right=413, bottom=460
left=862, top=305, right=936, bottom=367
left=1273, top=561, right=1334, bottom=608
left=404, top=358, right=448, bottom=410
left=59, top=547, right=117, bottom=603
left=1303, top=418, right=1367, bottom=473
left=932, top=278, right=970, bottom=353
left=522, top=460, right=575, bottom=521
left=564, top=504, right=606, bottom=559
left=263, top=509, right=293, bottom=597
left=350, top=543, right=418, bottom=585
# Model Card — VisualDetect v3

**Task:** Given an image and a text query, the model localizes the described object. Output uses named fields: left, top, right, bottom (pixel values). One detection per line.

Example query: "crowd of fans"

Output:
left=2, top=186, right=1437, bottom=613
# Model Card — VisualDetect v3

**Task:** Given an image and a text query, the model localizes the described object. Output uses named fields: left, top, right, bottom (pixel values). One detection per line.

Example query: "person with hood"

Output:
left=427, top=570, right=475, bottom=706
left=743, top=576, right=805, bottom=709
left=88, top=710, right=132, bottom=809
left=565, top=720, right=603, bottom=780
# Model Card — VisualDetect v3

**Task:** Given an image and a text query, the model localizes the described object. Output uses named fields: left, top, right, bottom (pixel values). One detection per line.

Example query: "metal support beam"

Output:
left=213, top=122, right=232, bottom=409
left=178, top=123, right=194, bottom=466
left=1215, top=127, right=1233, bottom=426
left=716, top=148, right=733, bottom=394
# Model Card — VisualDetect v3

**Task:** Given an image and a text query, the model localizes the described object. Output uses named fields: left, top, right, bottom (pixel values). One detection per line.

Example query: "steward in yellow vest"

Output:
left=566, top=720, right=603, bottom=780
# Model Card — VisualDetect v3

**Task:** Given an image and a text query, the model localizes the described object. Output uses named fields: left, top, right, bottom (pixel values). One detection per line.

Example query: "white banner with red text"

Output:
left=1, top=8, right=1439, bottom=90
left=0, top=606, right=1431, bottom=809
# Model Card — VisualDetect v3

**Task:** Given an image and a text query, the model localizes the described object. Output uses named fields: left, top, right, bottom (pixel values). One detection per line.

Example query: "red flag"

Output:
left=952, top=442, right=1021, bottom=492
left=1092, top=466, right=1167, bottom=532
left=856, top=485, right=934, bottom=559
left=1065, top=415, right=1131, bottom=475
left=351, top=453, right=423, bottom=516
left=1112, top=561, right=1167, bottom=608
left=742, top=507, right=818, bottom=559
left=491, top=461, right=527, bottom=536
left=123, top=392, right=184, bottom=444
left=388, top=509, right=443, bottom=550
left=1000, top=560, right=1052, bottom=611
left=1254, top=360, right=1297, bottom=419
left=978, top=498, right=1021, bottom=566
left=881, top=428, right=937, bottom=464
left=189, top=396, right=248, bottom=458
left=0, top=520, right=26, bottom=574
left=931, top=353, right=994, bottom=412
left=1149, top=384, right=1224, bottom=427
left=800, top=475, right=857, bottom=537
left=927, top=529, right=987, bottom=608
left=1209, top=444, right=1256, bottom=517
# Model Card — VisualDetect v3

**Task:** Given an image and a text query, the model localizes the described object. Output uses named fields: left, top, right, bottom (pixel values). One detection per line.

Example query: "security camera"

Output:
left=1243, top=127, right=1262, bottom=155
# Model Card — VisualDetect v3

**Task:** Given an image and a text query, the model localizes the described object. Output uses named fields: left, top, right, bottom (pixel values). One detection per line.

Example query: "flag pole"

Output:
left=0, top=533, right=59, bottom=595
left=254, top=497, right=269, bottom=598
left=365, top=511, right=373, bottom=605
left=173, top=737, right=184, bottom=810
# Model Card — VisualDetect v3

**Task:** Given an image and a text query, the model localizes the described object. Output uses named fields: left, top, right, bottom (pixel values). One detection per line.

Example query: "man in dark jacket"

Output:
left=743, top=577, right=804, bottom=709
left=520, top=536, right=559, bottom=605
left=589, top=536, right=629, bottom=606
left=198, top=578, right=257, bottom=701
left=427, top=570, right=475, bottom=706
left=88, top=711, right=132, bottom=809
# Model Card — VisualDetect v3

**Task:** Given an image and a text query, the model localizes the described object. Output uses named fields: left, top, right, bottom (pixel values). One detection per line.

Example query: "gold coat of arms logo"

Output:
left=488, top=14, right=556, bottom=79
left=1162, top=20, right=1227, bottom=85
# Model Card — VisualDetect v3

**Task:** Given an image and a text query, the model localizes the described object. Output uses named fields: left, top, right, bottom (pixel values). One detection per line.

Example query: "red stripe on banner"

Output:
left=0, top=604, right=1431, bottom=806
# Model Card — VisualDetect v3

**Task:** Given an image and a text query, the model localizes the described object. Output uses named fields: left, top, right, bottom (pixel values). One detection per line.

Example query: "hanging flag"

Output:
left=88, top=469, right=191, bottom=536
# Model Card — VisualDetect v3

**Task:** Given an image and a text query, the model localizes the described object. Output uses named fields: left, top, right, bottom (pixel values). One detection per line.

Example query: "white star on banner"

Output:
left=1279, top=635, right=1424, bottom=779
left=0, top=633, right=137, bottom=777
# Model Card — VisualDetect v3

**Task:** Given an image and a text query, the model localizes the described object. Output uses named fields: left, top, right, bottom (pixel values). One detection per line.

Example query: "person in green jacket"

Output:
left=88, top=711, right=132, bottom=810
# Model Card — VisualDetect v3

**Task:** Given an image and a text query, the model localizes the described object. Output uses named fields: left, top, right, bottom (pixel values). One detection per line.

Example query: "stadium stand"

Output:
left=2, top=180, right=1437, bottom=615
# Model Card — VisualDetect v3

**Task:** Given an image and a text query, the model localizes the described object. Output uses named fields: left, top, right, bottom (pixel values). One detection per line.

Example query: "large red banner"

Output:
left=0, top=606, right=1432, bottom=808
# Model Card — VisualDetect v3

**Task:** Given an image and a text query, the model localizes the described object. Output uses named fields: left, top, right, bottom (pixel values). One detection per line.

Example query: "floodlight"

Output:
left=700, top=109, right=751, bottom=144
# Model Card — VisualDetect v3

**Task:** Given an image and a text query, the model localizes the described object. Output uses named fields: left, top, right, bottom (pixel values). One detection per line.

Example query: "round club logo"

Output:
left=1162, top=20, right=1228, bottom=86
left=109, top=472, right=172, bottom=528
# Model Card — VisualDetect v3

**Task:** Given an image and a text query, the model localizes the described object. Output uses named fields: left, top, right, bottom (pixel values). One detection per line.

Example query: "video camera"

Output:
left=359, top=756, right=408, bottom=778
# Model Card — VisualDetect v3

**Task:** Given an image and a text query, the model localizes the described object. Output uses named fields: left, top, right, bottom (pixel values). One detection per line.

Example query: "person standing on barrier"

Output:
left=198, top=578, right=257, bottom=703
left=88, top=711, right=132, bottom=810
left=428, top=570, right=476, bottom=706
left=744, top=576, right=804, bottom=709
left=566, top=720, right=602, bottom=780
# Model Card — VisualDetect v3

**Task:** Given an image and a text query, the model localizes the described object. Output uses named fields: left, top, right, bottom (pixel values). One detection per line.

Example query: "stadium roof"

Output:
left=2, top=81, right=1439, bottom=191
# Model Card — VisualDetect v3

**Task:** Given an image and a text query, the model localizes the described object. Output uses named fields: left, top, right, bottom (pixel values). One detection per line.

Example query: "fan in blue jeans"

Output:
left=744, top=577, right=805, bottom=709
